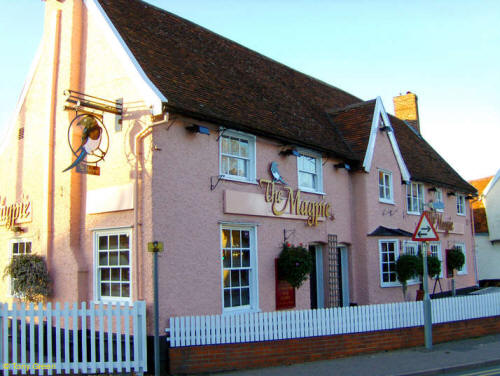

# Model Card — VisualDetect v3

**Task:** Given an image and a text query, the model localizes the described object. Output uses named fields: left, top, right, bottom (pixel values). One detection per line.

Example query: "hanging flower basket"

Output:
left=277, top=243, right=313, bottom=289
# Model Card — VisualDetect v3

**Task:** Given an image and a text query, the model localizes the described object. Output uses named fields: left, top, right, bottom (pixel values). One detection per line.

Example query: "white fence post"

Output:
left=168, top=293, right=500, bottom=347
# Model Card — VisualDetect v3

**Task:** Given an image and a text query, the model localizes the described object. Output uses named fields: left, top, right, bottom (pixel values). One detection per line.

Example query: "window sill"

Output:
left=298, top=187, right=325, bottom=196
left=222, top=306, right=260, bottom=315
left=457, top=213, right=466, bottom=217
left=379, top=198, right=395, bottom=205
left=92, top=299, right=133, bottom=306
left=407, top=211, right=422, bottom=216
left=221, top=176, right=258, bottom=185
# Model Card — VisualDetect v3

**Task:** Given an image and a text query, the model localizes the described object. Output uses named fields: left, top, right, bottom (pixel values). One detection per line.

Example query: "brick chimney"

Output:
left=393, top=92, right=420, bottom=133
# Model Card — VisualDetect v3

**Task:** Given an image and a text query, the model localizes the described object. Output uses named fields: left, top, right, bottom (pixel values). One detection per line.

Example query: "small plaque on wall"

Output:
left=275, top=259, right=296, bottom=310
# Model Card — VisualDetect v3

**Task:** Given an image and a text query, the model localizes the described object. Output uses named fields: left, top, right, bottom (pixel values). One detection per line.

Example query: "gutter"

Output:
left=133, top=113, right=169, bottom=300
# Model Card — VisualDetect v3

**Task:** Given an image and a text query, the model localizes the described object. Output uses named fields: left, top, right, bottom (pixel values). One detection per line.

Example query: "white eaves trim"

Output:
left=363, top=97, right=411, bottom=183
left=84, top=0, right=167, bottom=115
left=483, top=169, right=500, bottom=197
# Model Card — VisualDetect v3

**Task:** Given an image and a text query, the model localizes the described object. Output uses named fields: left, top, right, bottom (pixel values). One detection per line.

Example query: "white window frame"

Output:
left=8, top=238, right=33, bottom=297
left=407, top=182, right=425, bottom=215
left=379, top=239, right=400, bottom=287
left=219, top=129, right=256, bottom=183
left=402, top=240, right=420, bottom=284
left=93, top=228, right=133, bottom=303
left=429, top=242, right=443, bottom=278
left=454, top=243, right=467, bottom=275
left=434, top=188, right=444, bottom=213
left=297, top=149, right=323, bottom=194
left=378, top=169, right=394, bottom=204
left=456, top=194, right=466, bottom=216
left=221, top=224, right=259, bottom=313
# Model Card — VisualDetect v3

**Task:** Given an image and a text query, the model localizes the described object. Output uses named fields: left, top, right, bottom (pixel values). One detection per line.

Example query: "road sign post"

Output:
left=412, top=212, right=439, bottom=350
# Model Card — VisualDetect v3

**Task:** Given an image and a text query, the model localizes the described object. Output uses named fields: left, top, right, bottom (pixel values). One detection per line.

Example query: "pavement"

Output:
left=212, top=333, right=500, bottom=376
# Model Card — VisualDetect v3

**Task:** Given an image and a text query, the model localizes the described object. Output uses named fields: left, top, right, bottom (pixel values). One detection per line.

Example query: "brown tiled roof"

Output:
left=473, top=207, right=489, bottom=233
left=328, top=100, right=376, bottom=156
left=97, top=0, right=359, bottom=160
left=97, top=0, right=476, bottom=194
left=389, top=116, right=476, bottom=194
left=469, top=176, right=493, bottom=209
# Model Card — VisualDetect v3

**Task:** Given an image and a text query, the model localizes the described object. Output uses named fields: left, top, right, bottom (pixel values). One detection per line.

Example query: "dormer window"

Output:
left=297, top=151, right=323, bottom=193
left=378, top=169, right=393, bottom=203
left=407, top=182, right=424, bottom=214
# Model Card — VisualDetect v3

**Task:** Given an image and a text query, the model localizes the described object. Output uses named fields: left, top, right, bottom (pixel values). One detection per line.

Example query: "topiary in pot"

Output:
left=395, top=254, right=419, bottom=301
left=4, top=254, right=50, bottom=303
left=446, top=247, right=465, bottom=296
left=277, top=243, right=313, bottom=289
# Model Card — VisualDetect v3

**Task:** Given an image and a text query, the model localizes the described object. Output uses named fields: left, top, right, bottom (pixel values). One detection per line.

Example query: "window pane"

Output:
left=111, top=283, right=121, bottom=297
left=223, top=250, right=231, bottom=268
left=109, top=235, right=118, bottom=250
left=229, top=158, right=238, bottom=175
left=232, top=230, right=241, bottom=247
left=19, top=243, right=25, bottom=254
left=241, top=231, right=250, bottom=247
left=12, top=243, right=18, bottom=254
left=221, top=156, right=229, bottom=174
left=240, top=140, right=249, bottom=157
left=221, top=137, right=230, bottom=154
left=121, top=268, right=130, bottom=282
left=100, top=269, right=110, bottom=281
left=224, top=290, right=231, bottom=307
left=231, top=270, right=240, bottom=287
left=223, top=270, right=230, bottom=288
left=230, top=138, right=240, bottom=155
left=241, top=270, right=249, bottom=286
left=99, top=253, right=108, bottom=266
left=222, top=229, right=230, bottom=248
left=242, top=250, right=250, bottom=267
left=119, top=235, right=129, bottom=249
left=101, top=283, right=110, bottom=297
left=299, top=172, right=314, bottom=189
left=111, top=269, right=120, bottom=281
left=231, top=289, right=241, bottom=307
left=241, top=288, right=250, bottom=306
left=119, top=251, right=129, bottom=266
left=232, top=250, right=241, bottom=267
left=109, top=252, right=119, bottom=265
left=122, top=283, right=130, bottom=297
left=26, top=242, right=32, bottom=253
left=99, top=236, right=108, bottom=250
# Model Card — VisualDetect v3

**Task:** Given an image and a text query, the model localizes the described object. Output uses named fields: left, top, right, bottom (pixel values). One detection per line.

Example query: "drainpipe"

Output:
left=133, top=113, right=168, bottom=301
left=470, top=201, right=479, bottom=287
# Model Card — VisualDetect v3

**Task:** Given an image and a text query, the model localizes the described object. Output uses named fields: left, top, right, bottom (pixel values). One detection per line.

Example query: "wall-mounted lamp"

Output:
left=379, top=125, right=393, bottom=132
left=428, top=187, right=437, bottom=192
left=279, top=148, right=300, bottom=157
left=447, top=191, right=456, bottom=197
left=334, top=162, right=351, bottom=171
left=186, top=124, right=210, bottom=135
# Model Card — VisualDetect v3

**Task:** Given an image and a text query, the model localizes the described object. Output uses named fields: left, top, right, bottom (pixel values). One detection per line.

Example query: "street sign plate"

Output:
left=412, top=212, right=439, bottom=241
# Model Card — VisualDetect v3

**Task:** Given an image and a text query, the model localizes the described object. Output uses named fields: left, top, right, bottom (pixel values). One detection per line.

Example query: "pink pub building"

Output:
left=0, top=0, right=477, bottom=371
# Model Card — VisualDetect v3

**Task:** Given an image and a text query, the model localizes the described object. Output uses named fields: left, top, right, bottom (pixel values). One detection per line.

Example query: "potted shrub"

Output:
left=414, top=252, right=441, bottom=299
left=446, top=247, right=465, bottom=296
left=277, top=243, right=313, bottom=289
left=4, top=254, right=50, bottom=303
left=395, top=254, right=419, bottom=301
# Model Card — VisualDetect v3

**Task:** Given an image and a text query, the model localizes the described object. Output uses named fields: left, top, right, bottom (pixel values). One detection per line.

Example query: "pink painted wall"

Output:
left=0, top=0, right=477, bottom=336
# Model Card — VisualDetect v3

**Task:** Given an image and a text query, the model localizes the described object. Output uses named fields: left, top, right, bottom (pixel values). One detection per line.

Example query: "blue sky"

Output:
left=1, top=0, right=499, bottom=181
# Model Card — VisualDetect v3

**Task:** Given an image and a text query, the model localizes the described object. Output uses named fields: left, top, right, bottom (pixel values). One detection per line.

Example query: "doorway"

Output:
left=309, top=244, right=324, bottom=309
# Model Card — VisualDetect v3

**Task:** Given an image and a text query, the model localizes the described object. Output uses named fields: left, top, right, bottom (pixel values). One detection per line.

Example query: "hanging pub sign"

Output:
left=0, top=195, right=32, bottom=230
left=63, top=113, right=109, bottom=175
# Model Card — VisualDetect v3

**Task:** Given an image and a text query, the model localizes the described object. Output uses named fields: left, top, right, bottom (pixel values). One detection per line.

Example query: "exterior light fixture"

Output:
left=447, top=191, right=456, bottom=197
left=379, top=125, right=393, bottom=132
left=428, top=187, right=437, bottom=192
left=279, top=148, right=300, bottom=157
left=186, top=124, right=210, bottom=135
left=334, top=162, right=351, bottom=171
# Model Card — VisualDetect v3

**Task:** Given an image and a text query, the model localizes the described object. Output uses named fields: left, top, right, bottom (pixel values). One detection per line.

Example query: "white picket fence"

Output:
left=168, top=293, right=500, bottom=347
left=0, top=301, right=147, bottom=375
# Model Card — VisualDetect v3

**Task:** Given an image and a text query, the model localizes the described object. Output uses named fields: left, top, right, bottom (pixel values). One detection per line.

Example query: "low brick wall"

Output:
left=168, top=315, right=500, bottom=374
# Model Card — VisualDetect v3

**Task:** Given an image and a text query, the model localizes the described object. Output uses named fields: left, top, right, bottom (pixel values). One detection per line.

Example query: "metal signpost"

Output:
left=148, top=241, right=164, bottom=376
left=412, top=212, right=439, bottom=350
